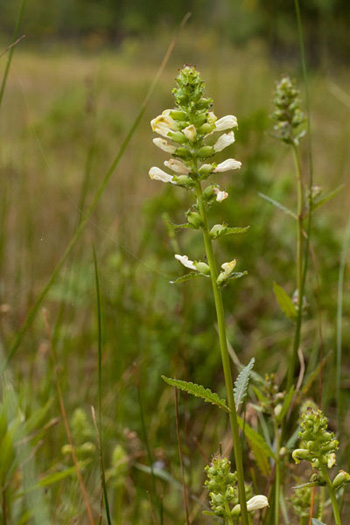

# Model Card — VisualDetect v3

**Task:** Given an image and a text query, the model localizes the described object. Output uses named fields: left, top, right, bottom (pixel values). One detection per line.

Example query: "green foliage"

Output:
left=234, top=358, right=255, bottom=410
left=161, top=376, right=229, bottom=412
left=273, top=282, right=297, bottom=320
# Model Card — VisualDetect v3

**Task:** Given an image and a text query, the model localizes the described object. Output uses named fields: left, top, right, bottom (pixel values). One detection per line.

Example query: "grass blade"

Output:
left=0, top=0, right=26, bottom=110
left=93, top=248, right=112, bottom=525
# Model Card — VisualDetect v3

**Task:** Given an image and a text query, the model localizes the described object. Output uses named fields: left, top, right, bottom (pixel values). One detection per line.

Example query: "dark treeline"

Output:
left=0, top=0, right=349, bottom=61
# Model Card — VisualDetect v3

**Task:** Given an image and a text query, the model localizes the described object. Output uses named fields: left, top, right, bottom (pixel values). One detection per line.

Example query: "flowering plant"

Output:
left=149, top=65, right=255, bottom=524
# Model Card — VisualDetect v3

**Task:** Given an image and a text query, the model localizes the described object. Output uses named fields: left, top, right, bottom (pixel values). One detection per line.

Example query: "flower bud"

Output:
left=168, top=131, right=186, bottom=144
left=197, top=146, right=214, bottom=159
left=292, top=448, right=310, bottom=464
left=333, top=470, right=350, bottom=490
left=169, top=110, right=187, bottom=121
left=194, top=262, right=210, bottom=275
left=199, top=164, right=214, bottom=177
left=186, top=211, right=203, bottom=229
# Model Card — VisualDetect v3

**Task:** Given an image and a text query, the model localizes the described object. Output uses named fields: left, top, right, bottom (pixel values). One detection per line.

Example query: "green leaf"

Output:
left=161, top=376, right=230, bottom=412
left=311, top=519, right=326, bottom=525
left=170, top=272, right=208, bottom=285
left=311, top=184, right=344, bottom=213
left=273, top=282, right=297, bottom=320
left=234, top=358, right=255, bottom=411
left=209, top=224, right=250, bottom=240
left=276, top=385, right=295, bottom=424
left=258, top=192, right=297, bottom=219
left=237, top=416, right=275, bottom=476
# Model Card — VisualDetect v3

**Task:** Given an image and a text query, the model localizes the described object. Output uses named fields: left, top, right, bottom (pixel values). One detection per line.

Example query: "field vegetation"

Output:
left=0, top=7, right=350, bottom=525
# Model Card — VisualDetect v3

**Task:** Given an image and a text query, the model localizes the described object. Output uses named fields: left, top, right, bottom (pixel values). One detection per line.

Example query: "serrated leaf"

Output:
left=273, top=282, right=297, bottom=320
left=311, top=184, right=344, bottom=213
left=237, top=416, right=275, bottom=477
left=258, top=192, right=297, bottom=219
left=311, top=519, right=326, bottom=525
left=170, top=272, right=207, bottom=285
left=234, top=358, right=255, bottom=411
left=276, top=385, right=295, bottom=424
left=168, top=221, right=192, bottom=230
left=209, top=224, right=250, bottom=240
left=161, top=376, right=230, bottom=412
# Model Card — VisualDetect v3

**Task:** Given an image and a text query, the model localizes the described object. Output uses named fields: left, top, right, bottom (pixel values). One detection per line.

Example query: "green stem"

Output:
left=224, top=501, right=234, bottom=525
left=320, top=464, right=342, bottom=525
left=287, top=144, right=305, bottom=390
left=195, top=181, right=249, bottom=525
left=273, top=421, right=281, bottom=525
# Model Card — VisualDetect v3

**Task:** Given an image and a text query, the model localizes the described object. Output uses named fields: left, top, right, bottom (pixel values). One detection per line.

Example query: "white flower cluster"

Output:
left=149, top=111, right=241, bottom=193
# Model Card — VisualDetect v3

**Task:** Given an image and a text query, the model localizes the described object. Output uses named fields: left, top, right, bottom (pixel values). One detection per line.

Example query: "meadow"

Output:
left=0, top=26, right=350, bottom=524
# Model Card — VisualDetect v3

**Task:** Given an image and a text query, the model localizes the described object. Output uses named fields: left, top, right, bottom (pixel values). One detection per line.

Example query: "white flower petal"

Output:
left=164, top=159, right=190, bottom=174
left=246, top=495, right=269, bottom=512
left=213, top=131, right=235, bottom=152
left=221, top=259, right=236, bottom=275
left=149, top=167, right=175, bottom=184
left=183, top=124, right=197, bottom=141
left=151, top=115, right=179, bottom=138
left=213, top=188, right=229, bottom=202
left=214, top=115, right=238, bottom=131
left=175, top=254, right=196, bottom=270
left=153, top=138, right=177, bottom=154
left=214, top=158, right=242, bottom=172
left=207, top=111, right=217, bottom=126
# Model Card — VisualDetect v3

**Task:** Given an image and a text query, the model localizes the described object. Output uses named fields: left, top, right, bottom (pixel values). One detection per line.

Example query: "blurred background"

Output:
left=0, top=0, right=349, bottom=523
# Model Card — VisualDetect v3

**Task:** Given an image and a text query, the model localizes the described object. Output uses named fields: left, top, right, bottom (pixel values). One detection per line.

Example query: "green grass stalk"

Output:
left=287, top=144, right=305, bottom=390
left=273, top=420, right=281, bottom=525
left=195, top=180, right=249, bottom=525
left=93, top=247, right=112, bottom=525
left=0, top=0, right=26, bottom=110
left=336, top=215, right=350, bottom=429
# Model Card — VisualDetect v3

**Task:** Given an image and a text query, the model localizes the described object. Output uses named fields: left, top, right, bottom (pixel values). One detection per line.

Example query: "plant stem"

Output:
left=273, top=420, right=281, bottom=525
left=195, top=181, right=249, bottom=525
left=287, top=144, right=304, bottom=390
left=320, top=464, right=342, bottom=525
left=224, top=501, right=234, bottom=525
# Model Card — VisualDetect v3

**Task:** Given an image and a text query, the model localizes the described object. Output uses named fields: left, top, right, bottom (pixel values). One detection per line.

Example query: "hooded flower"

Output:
left=213, top=188, right=229, bottom=202
left=214, top=158, right=242, bottom=172
left=246, top=495, right=269, bottom=512
left=214, top=115, right=238, bottom=132
left=151, top=114, right=179, bottom=138
left=174, top=254, right=196, bottom=270
left=149, top=167, right=175, bottom=184
left=153, top=137, right=177, bottom=154
left=164, top=159, right=190, bottom=174
left=183, top=124, right=197, bottom=142
left=214, top=131, right=235, bottom=152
